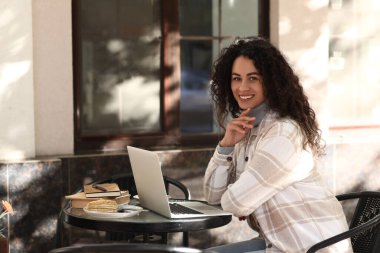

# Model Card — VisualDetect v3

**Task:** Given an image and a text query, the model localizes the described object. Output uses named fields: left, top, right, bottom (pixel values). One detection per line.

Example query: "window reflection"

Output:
left=79, top=0, right=161, bottom=136
left=180, top=40, right=213, bottom=133
left=178, top=0, right=259, bottom=134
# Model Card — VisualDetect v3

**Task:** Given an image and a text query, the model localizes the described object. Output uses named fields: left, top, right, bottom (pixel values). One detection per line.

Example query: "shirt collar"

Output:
left=248, top=102, right=269, bottom=127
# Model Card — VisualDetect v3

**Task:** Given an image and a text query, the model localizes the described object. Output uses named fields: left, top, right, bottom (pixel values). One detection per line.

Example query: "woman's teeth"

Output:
left=240, top=95, right=253, bottom=100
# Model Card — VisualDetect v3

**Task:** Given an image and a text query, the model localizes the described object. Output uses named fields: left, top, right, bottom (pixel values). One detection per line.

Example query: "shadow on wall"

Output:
left=0, top=3, right=34, bottom=161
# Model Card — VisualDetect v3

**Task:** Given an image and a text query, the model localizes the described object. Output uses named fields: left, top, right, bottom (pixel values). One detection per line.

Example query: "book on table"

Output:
left=84, top=183, right=121, bottom=198
left=66, top=190, right=130, bottom=208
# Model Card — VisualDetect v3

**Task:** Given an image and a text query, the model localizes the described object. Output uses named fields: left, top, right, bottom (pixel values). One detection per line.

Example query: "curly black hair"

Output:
left=210, top=37, right=323, bottom=156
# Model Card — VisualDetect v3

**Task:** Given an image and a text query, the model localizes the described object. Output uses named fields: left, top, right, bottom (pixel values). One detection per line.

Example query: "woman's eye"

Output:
left=232, top=76, right=240, bottom=81
left=249, top=76, right=259, bottom=81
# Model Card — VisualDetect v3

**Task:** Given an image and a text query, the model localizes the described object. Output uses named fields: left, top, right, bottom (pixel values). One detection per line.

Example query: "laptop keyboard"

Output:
left=169, top=203, right=203, bottom=215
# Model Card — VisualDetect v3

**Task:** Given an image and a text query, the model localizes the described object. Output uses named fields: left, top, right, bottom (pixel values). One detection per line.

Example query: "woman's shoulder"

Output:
left=260, top=111, right=301, bottom=136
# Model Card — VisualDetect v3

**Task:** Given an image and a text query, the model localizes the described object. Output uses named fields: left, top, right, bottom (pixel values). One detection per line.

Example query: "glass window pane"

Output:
left=180, top=38, right=235, bottom=134
left=178, top=0, right=261, bottom=134
left=179, top=0, right=212, bottom=36
left=179, top=0, right=259, bottom=37
left=78, top=0, right=161, bottom=136
left=180, top=40, right=214, bottom=133
left=221, top=0, right=259, bottom=36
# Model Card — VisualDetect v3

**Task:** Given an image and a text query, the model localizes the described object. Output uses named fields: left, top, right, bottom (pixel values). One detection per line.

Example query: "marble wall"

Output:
left=0, top=159, right=62, bottom=253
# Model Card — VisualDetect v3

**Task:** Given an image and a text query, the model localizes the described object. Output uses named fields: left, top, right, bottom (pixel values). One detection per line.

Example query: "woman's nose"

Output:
left=238, top=80, right=250, bottom=90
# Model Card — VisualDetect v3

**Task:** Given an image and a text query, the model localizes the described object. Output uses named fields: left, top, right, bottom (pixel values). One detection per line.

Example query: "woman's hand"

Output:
left=219, top=108, right=255, bottom=147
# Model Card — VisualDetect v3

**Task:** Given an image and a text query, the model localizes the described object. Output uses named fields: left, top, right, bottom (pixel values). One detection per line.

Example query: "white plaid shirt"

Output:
left=204, top=111, right=353, bottom=253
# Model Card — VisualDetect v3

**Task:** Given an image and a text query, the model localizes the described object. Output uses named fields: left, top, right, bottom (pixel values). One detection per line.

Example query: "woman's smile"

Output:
left=239, top=95, right=254, bottom=100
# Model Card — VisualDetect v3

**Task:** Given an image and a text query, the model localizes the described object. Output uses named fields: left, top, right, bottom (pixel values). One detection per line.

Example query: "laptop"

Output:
left=127, top=146, right=232, bottom=219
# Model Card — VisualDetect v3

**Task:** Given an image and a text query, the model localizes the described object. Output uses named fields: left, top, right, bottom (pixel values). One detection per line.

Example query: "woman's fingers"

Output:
left=229, top=120, right=253, bottom=134
left=240, top=107, right=252, bottom=116
left=221, top=108, right=256, bottom=146
left=229, top=123, right=248, bottom=134
left=232, top=116, right=255, bottom=130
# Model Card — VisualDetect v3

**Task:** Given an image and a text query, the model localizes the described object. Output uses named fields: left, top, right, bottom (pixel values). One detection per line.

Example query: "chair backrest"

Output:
left=49, top=243, right=208, bottom=253
left=343, top=191, right=380, bottom=253
left=93, top=173, right=191, bottom=200
left=307, top=191, right=380, bottom=253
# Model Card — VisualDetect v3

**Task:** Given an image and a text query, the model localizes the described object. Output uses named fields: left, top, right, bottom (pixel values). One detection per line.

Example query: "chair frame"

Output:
left=307, top=191, right=380, bottom=253
left=92, top=173, right=191, bottom=200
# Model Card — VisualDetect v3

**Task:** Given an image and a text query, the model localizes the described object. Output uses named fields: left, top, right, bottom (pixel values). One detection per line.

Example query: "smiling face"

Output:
left=231, top=56, right=266, bottom=110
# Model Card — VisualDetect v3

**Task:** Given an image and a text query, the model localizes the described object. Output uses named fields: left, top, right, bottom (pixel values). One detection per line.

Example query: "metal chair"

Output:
left=56, top=173, right=191, bottom=248
left=307, top=191, right=380, bottom=253
left=94, top=173, right=191, bottom=200
left=49, top=242, right=210, bottom=253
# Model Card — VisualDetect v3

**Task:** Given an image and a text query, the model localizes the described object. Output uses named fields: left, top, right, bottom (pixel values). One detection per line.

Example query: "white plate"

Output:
left=83, top=207, right=141, bottom=219
left=117, top=204, right=144, bottom=212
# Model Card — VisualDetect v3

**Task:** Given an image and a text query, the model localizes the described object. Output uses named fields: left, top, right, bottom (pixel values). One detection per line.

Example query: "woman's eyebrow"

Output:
left=232, top=72, right=261, bottom=76
left=247, top=72, right=261, bottom=76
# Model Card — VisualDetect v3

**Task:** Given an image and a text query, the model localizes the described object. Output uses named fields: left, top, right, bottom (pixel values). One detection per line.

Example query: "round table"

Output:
left=64, top=207, right=232, bottom=233
left=63, top=203, right=232, bottom=246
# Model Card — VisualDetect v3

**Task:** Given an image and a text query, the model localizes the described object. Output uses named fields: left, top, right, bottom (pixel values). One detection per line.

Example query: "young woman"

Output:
left=204, top=37, right=353, bottom=253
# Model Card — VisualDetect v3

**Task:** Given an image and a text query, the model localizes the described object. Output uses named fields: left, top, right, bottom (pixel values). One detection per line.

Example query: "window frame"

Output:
left=72, top=0, right=269, bottom=154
